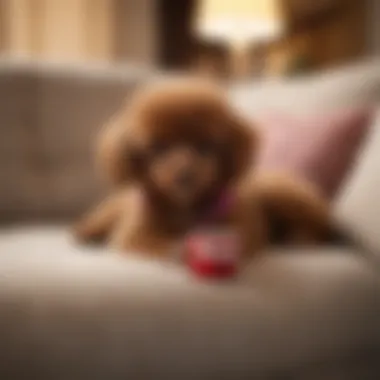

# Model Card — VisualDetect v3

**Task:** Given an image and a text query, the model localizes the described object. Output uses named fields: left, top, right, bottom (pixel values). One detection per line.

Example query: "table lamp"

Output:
left=196, top=0, right=283, bottom=79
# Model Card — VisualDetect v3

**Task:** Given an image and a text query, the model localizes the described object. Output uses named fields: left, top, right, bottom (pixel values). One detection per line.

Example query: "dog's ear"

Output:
left=96, top=110, right=143, bottom=186
left=224, top=113, right=259, bottom=183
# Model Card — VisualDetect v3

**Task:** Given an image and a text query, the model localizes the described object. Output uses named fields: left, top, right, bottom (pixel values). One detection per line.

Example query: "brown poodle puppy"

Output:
left=74, top=78, right=330, bottom=259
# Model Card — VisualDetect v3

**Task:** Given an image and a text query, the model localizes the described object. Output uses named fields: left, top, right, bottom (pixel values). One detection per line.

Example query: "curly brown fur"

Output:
left=252, top=172, right=331, bottom=245
left=74, top=78, right=330, bottom=259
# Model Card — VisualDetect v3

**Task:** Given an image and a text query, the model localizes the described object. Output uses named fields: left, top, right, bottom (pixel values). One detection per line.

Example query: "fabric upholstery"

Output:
left=0, top=226, right=379, bottom=379
left=230, top=59, right=380, bottom=118
left=0, top=59, right=149, bottom=221
left=335, top=108, right=380, bottom=257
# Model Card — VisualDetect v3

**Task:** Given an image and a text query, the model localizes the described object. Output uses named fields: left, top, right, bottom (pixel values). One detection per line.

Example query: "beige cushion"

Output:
left=0, top=226, right=378, bottom=378
left=334, top=108, right=380, bottom=256
left=230, top=59, right=380, bottom=118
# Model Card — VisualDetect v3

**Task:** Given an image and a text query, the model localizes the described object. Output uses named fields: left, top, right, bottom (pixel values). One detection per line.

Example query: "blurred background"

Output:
left=0, top=0, right=378, bottom=78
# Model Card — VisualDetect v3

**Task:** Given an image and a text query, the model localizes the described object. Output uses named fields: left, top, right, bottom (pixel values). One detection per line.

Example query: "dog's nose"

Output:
left=176, top=171, right=194, bottom=188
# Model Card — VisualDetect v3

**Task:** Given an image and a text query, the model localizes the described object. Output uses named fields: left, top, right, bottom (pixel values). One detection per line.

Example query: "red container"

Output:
left=185, top=228, right=241, bottom=279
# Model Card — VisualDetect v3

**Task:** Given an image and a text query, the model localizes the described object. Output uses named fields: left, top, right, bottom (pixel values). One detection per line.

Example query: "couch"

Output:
left=0, top=58, right=379, bottom=379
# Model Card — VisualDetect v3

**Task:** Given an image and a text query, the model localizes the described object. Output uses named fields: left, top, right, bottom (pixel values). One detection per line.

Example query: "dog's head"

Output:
left=98, top=79, right=259, bottom=206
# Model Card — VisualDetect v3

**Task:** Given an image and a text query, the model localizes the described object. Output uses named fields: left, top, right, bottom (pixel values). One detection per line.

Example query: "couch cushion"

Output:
left=256, top=108, right=372, bottom=198
left=0, top=226, right=378, bottom=379
left=334, top=108, right=380, bottom=258
left=230, top=59, right=380, bottom=118
left=0, top=72, right=45, bottom=220
left=0, top=59, right=149, bottom=221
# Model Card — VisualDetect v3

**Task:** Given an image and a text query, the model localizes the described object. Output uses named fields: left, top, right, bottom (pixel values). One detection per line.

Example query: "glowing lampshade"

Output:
left=196, top=0, right=283, bottom=45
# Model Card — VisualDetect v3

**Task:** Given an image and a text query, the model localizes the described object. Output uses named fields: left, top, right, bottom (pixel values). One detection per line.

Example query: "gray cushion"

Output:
left=0, top=59, right=148, bottom=221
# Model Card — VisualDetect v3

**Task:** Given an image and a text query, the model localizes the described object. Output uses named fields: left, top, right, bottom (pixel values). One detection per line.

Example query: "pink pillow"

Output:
left=257, top=108, right=372, bottom=198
